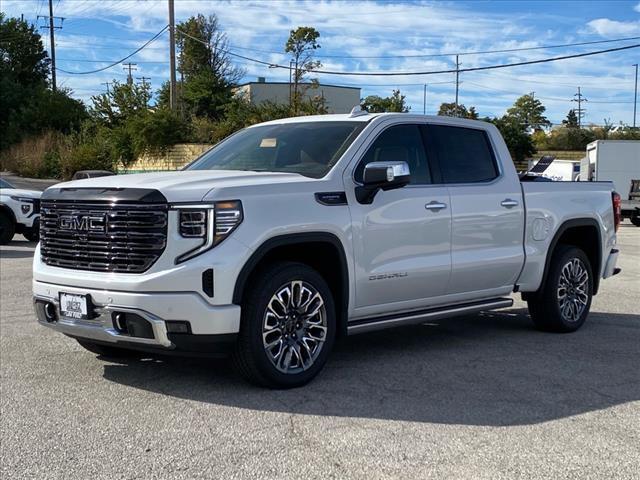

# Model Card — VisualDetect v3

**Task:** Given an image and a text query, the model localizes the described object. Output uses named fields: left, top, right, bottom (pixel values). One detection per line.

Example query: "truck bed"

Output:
left=516, top=180, right=616, bottom=292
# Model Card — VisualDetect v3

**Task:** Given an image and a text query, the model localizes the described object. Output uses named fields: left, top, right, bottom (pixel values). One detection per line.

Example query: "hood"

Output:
left=0, top=188, right=42, bottom=199
left=44, top=170, right=308, bottom=203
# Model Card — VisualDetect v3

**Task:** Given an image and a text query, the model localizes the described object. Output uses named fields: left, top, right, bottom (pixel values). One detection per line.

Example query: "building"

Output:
left=233, top=79, right=361, bottom=114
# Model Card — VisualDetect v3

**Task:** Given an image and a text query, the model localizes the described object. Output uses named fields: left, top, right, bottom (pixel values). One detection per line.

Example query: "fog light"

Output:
left=21, top=204, right=31, bottom=214
left=166, top=321, right=190, bottom=334
left=44, top=303, right=57, bottom=323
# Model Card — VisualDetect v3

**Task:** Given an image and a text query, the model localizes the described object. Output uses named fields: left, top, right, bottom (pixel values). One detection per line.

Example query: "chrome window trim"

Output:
left=348, top=118, right=505, bottom=189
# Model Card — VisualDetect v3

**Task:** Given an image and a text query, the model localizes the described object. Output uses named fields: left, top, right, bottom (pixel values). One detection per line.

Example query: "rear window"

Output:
left=428, top=125, right=499, bottom=184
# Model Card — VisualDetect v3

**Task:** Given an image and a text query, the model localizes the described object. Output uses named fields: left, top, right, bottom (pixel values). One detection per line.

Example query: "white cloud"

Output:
left=586, top=18, right=640, bottom=37
left=635, top=2, right=640, bottom=13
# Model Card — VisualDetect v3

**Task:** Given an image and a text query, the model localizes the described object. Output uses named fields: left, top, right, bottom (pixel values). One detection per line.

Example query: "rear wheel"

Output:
left=0, top=211, right=15, bottom=245
left=233, top=262, right=336, bottom=388
left=527, top=245, right=593, bottom=333
left=76, top=339, right=138, bottom=358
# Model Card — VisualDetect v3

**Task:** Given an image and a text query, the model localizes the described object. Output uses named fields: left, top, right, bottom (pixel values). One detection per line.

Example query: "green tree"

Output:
left=506, top=94, right=550, bottom=130
left=0, top=13, right=49, bottom=86
left=0, top=14, right=86, bottom=152
left=361, top=89, right=409, bottom=113
left=285, top=26, right=322, bottom=114
left=562, top=109, right=579, bottom=128
left=437, top=102, right=478, bottom=119
left=167, top=14, right=242, bottom=120
left=488, top=116, right=536, bottom=164
left=90, top=80, right=151, bottom=125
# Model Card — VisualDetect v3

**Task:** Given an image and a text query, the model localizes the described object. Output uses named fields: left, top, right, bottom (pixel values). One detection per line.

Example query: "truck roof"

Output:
left=252, top=112, right=492, bottom=128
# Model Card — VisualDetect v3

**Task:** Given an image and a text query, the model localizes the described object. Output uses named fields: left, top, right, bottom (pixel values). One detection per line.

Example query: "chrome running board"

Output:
left=347, top=298, right=514, bottom=335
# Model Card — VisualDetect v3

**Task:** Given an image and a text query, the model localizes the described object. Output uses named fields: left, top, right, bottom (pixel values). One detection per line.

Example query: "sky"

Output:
left=2, top=0, right=640, bottom=126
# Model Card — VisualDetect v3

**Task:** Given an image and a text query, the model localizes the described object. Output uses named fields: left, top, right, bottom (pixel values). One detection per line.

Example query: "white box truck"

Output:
left=581, top=140, right=640, bottom=225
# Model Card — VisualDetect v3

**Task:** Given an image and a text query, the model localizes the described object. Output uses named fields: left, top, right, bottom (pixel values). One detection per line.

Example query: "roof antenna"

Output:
left=349, top=105, right=368, bottom=118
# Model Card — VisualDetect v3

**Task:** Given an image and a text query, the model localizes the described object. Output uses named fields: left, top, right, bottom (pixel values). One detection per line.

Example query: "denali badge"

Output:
left=369, top=272, right=408, bottom=281
left=58, top=214, right=107, bottom=233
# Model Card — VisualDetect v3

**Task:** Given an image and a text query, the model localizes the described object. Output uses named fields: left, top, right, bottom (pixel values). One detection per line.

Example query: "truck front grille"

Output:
left=40, top=201, right=168, bottom=273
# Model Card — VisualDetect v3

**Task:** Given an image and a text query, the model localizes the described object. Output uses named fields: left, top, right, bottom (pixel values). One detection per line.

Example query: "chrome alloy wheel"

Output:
left=262, top=281, right=327, bottom=374
left=557, top=258, right=589, bottom=322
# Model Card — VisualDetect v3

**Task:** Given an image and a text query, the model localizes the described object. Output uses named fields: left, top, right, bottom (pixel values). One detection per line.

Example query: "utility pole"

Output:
left=37, top=0, right=64, bottom=91
left=101, top=81, right=112, bottom=94
left=423, top=84, right=427, bottom=115
left=168, top=0, right=177, bottom=110
left=633, top=64, right=638, bottom=129
left=137, top=76, right=151, bottom=88
left=123, top=62, right=137, bottom=85
left=572, top=87, right=588, bottom=128
left=454, top=55, right=460, bottom=116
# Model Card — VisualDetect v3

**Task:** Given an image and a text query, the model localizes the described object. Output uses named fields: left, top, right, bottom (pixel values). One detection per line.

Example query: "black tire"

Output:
left=233, top=262, right=336, bottom=389
left=23, top=225, right=39, bottom=242
left=76, top=339, right=137, bottom=358
left=0, top=211, right=15, bottom=245
left=527, top=245, right=593, bottom=333
left=631, top=215, right=640, bottom=227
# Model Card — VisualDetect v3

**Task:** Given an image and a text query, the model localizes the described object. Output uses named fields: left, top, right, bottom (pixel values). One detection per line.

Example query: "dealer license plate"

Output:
left=59, top=293, right=89, bottom=320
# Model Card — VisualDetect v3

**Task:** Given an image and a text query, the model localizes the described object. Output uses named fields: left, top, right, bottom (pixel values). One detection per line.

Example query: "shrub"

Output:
left=61, top=138, right=114, bottom=179
left=0, top=131, right=70, bottom=178
left=131, top=109, right=190, bottom=155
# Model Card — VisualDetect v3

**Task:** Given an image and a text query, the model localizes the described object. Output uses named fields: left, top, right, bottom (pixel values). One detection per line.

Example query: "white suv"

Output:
left=0, top=177, right=41, bottom=244
left=33, top=112, right=620, bottom=388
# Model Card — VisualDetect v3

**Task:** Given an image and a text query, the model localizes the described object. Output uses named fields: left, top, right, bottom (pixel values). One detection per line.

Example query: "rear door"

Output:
left=425, top=123, right=524, bottom=298
left=346, top=122, right=452, bottom=317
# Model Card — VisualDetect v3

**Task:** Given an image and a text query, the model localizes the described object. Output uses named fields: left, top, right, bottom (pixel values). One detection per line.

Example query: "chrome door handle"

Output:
left=425, top=201, right=447, bottom=211
left=500, top=199, right=519, bottom=208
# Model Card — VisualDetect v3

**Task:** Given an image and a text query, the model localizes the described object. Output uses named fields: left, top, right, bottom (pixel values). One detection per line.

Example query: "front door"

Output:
left=346, top=123, right=452, bottom=318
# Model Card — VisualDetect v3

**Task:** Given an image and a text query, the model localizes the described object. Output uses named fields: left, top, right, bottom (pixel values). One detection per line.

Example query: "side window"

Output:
left=427, top=125, right=498, bottom=184
left=355, top=124, right=431, bottom=185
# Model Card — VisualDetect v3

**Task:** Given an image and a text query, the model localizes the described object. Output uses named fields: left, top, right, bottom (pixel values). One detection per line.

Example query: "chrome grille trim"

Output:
left=40, top=200, right=168, bottom=273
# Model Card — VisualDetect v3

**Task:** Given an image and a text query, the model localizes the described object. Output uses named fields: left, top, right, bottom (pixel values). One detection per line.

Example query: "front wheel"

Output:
left=233, top=262, right=336, bottom=388
left=527, top=245, right=593, bottom=333
left=0, top=211, right=15, bottom=245
left=23, top=224, right=39, bottom=242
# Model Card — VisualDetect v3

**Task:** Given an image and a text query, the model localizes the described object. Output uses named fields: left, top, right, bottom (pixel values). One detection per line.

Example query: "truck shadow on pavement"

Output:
left=101, top=308, right=640, bottom=427
left=0, top=245, right=37, bottom=259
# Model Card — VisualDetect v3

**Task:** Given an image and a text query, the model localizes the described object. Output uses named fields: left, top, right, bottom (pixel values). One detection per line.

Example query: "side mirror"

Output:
left=356, top=161, right=411, bottom=204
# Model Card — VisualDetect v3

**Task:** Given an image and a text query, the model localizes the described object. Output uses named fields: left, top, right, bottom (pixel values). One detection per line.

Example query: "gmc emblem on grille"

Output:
left=58, top=214, right=107, bottom=233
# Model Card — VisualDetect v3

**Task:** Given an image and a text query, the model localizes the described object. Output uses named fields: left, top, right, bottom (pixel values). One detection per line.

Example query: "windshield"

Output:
left=0, top=178, right=14, bottom=189
left=186, top=121, right=365, bottom=178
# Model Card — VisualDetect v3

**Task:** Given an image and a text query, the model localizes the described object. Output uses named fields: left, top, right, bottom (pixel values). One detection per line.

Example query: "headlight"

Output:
left=176, top=200, right=243, bottom=263
left=10, top=196, right=36, bottom=203
left=10, top=196, right=35, bottom=214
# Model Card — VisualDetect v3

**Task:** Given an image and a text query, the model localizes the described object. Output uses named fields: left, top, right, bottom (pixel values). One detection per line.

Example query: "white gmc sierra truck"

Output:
left=33, top=112, right=622, bottom=388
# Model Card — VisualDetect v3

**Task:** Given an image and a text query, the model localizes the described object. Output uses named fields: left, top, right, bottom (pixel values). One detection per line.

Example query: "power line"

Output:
left=296, top=43, right=640, bottom=76
left=177, top=31, right=640, bottom=78
left=225, top=35, right=640, bottom=60
left=464, top=81, right=632, bottom=104
left=55, top=26, right=168, bottom=75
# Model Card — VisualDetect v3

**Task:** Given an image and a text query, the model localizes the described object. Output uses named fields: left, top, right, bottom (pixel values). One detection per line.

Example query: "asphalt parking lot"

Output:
left=1, top=226, right=638, bottom=479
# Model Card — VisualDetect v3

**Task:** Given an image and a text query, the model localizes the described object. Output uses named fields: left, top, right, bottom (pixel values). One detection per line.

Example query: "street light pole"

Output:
left=633, top=63, right=638, bottom=129
left=423, top=84, right=427, bottom=115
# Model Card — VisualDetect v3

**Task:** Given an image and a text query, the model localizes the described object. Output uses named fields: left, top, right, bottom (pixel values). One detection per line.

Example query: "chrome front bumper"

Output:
left=34, top=295, right=173, bottom=348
